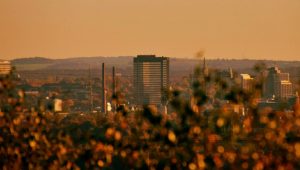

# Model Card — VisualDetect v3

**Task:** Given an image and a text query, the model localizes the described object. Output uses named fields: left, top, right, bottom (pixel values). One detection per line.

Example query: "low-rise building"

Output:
left=0, top=60, right=11, bottom=76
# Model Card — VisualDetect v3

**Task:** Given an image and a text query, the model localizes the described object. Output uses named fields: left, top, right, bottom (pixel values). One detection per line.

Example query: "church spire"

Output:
left=203, top=57, right=209, bottom=76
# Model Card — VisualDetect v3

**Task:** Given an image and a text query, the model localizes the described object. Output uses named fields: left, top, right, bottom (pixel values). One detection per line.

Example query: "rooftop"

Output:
left=134, top=55, right=169, bottom=62
left=240, top=74, right=252, bottom=79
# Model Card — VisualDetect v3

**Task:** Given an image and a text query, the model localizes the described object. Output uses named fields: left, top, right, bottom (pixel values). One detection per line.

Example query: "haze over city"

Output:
left=1, top=0, right=300, bottom=60
left=1, top=1, right=300, bottom=169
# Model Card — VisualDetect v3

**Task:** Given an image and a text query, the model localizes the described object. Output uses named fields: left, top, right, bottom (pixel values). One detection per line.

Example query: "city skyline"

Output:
left=1, top=1, right=300, bottom=169
left=1, top=0, right=300, bottom=60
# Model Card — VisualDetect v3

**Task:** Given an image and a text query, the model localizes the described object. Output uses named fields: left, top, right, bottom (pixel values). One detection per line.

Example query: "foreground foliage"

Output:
left=1, top=69, right=300, bottom=170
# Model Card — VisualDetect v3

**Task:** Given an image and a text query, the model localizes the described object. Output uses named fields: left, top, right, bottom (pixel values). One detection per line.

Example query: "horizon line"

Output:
left=6, top=55, right=300, bottom=62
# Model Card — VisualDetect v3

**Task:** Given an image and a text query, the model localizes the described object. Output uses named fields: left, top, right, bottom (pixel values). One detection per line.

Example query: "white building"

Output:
left=240, top=74, right=253, bottom=91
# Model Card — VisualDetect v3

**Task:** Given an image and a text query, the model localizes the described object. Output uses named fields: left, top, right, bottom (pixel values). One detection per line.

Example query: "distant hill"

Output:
left=51, top=56, right=133, bottom=70
left=12, top=57, right=54, bottom=64
left=11, top=56, right=300, bottom=73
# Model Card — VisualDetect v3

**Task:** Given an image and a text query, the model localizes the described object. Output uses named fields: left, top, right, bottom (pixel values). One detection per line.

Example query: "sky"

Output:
left=0, top=0, right=300, bottom=60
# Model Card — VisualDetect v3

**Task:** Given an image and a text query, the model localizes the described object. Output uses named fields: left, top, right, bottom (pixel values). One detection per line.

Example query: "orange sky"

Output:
left=0, top=0, right=299, bottom=60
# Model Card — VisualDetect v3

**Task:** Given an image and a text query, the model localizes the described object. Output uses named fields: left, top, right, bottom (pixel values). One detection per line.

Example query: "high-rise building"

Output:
left=264, top=67, right=293, bottom=99
left=275, top=80, right=293, bottom=99
left=240, top=74, right=253, bottom=91
left=133, top=55, right=169, bottom=106
left=0, top=60, right=11, bottom=76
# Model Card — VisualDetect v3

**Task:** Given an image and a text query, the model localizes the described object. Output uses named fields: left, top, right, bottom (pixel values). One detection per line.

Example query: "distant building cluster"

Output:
left=10, top=54, right=298, bottom=115
left=237, top=66, right=294, bottom=101
left=264, top=67, right=293, bottom=100
left=236, top=66, right=297, bottom=112
left=195, top=61, right=297, bottom=114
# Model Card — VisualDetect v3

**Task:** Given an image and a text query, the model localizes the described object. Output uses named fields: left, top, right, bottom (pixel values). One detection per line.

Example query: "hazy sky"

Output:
left=1, top=0, right=300, bottom=60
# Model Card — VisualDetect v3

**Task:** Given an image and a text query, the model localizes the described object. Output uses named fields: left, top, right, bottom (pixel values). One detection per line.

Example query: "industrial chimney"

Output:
left=112, top=66, right=116, bottom=97
left=102, top=63, right=106, bottom=114
left=112, top=66, right=116, bottom=112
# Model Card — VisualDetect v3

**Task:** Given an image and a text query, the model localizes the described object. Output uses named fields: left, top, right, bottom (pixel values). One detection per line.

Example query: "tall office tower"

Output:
left=0, top=60, right=11, bottom=76
left=264, top=67, right=293, bottom=99
left=240, top=74, right=253, bottom=91
left=134, top=55, right=169, bottom=106
left=274, top=80, right=293, bottom=99
left=102, top=63, right=107, bottom=114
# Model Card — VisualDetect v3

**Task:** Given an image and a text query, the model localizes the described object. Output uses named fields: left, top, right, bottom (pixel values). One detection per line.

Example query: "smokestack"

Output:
left=112, top=66, right=116, bottom=112
left=112, top=66, right=116, bottom=96
left=89, top=65, right=93, bottom=112
left=102, top=63, right=106, bottom=114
